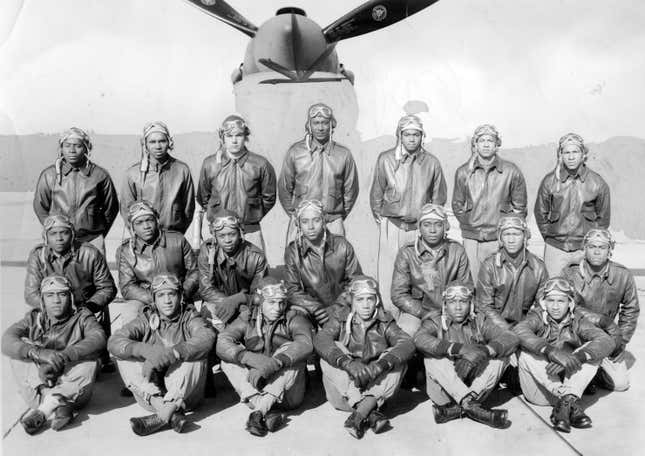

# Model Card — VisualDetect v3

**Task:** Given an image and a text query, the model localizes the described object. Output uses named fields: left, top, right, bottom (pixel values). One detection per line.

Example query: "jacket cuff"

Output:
left=236, top=349, right=248, bottom=364
left=335, top=354, right=352, bottom=369
left=60, top=348, right=77, bottom=363
left=434, top=340, right=452, bottom=356
left=488, top=341, right=505, bottom=357
left=447, top=343, right=463, bottom=357
left=18, top=344, right=33, bottom=361
left=273, top=353, right=291, bottom=368
left=598, top=316, right=613, bottom=329
left=173, top=343, right=189, bottom=361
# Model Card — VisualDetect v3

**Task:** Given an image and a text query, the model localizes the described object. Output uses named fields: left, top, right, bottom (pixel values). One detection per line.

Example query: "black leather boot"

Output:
left=21, top=409, right=47, bottom=435
left=246, top=411, right=268, bottom=437
left=367, top=409, right=390, bottom=434
left=569, top=398, right=592, bottom=428
left=265, top=411, right=287, bottom=432
left=51, top=405, right=76, bottom=431
left=432, top=402, right=463, bottom=424
left=344, top=411, right=367, bottom=439
left=550, top=394, right=575, bottom=433
left=129, top=414, right=170, bottom=436
left=169, top=411, right=188, bottom=433
left=461, top=393, right=510, bottom=429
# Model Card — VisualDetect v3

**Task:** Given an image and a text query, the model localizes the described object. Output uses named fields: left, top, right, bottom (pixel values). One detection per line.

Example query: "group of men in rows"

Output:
left=2, top=103, right=639, bottom=441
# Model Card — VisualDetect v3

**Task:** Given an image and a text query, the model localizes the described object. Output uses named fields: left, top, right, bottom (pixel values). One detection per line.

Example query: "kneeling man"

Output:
left=108, top=273, right=215, bottom=436
left=2, top=275, right=106, bottom=434
left=314, top=276, right=414, bottom=439
left=414, top=282, right=517, bottom=428
left=217, top=277, right=313, bottom=436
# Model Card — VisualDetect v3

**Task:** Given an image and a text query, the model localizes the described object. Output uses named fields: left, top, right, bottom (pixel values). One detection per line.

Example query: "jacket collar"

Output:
left=474, top=155, right=503, bottom=173
left=134, top=229, right=166, bottom=253
left=415, top=237, right=447, bottom=260
left=559, top=164, right=589, bottom=183
left=216, top=242, right=243, bottom=267
left=301, top=230, right=335, bottom=256
left=222, top=148, right=249, bottom=167
left=61, top=158, right=92, bottom=177
left=310, top=138, right=333, bottom=155
left=581, top=259, right=613, bottom=285
left=496, top=248, right=533, bottom=270
left=148, top=155, right=175, bottom=173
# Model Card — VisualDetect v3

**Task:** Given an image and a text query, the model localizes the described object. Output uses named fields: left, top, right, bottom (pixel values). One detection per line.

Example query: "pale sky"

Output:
left=1, top=0, right=645, bottom=146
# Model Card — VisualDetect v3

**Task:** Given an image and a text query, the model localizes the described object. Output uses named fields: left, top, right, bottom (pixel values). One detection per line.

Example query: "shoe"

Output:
left=367, top=409, right=390, bottom=434
left=20, top=409, right=46, bottom=435
left=129, top=414, right=170, bottom=436
left=344, top=411, right=367, bottom=439
left=169, top=411, right=188, bottom=433
left=583, top=381, right=598, bottom=396
left=101, top=358, right=116, bottom=374
left=461, top=393, right=510, bottom=429
left=246, top=411, right=267, bottom=437
left=120, top=387, right=134, bottom=397
left=265, top=411, right=287, bottom=432
left=51, top=405, right=75, bottom=431
left=550, top=395, right=575, bottom=433
left=432, top=402, right=463, bottom=424
left=569, top=400, right=592, bottom=429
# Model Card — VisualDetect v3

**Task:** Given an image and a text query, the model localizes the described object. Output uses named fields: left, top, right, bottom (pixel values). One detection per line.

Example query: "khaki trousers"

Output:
left=599, top=357, right=630, bottom=391
left=518, top=351, right=598, bottom=406
left=423, top=357, right=507, bottom=405
left=543, top=244, right=584, bottom=277
left=397, top=312, right=422, bottom=337
left=11, top=359, right=99, bottom=410
left=462, top=239, right=498, bottom=281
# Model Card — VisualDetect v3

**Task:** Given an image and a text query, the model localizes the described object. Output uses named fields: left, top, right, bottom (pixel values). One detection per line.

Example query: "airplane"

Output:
left=183, top=0, right=441, bottom=84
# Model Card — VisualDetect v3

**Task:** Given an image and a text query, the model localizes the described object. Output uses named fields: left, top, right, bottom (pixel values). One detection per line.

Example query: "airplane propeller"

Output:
left=184, top=0, right=257, bottom=37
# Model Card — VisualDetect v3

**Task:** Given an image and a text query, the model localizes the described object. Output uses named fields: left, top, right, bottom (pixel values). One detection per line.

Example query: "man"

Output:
left=370, top=115, right=447, bottom=311
left=452, top=124, right=527, bottom=279
left=33, top=127, right=118, bottom=252
left=2, top=275, right=106, bottom=434
left=314, top=276, right=415, bottom=439
left=118, top=200, right=198, bottom=323
left=284, top=199, right=362, bottom=328
left=121, top=121, right=195, bottom=234
left=392, top=203, right=472, bottom=336
left=278, top=103, right=359, bottom=240
left=216, top=277, right=314, bottom=437
left=534, top=133, right=610, bottom=276
left=196, top=114, right=276, bottom=251
left=561, top=229, right=639, bottom=391
left=198, top=209, right=268, bottom=330
left=476, top=216, right=548, bottom=329
left=24, top=215, right=116, bottom=371
left=514, top=277, right=615, bottom=433
left=108, top=273, right=215, bottom=436
left=414, top=282, right=517, bottom=428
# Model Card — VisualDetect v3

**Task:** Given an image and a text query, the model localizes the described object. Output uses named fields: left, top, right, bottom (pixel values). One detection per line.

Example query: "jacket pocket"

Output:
left=499, top=201, right=512, bottom=214
left=384, top=187, right=401, bottom=203
left=547, top=194, right=563, bottom=222
left=581, top=201, right=598, bottom=222
left=244, top=197, right=263, bottom=222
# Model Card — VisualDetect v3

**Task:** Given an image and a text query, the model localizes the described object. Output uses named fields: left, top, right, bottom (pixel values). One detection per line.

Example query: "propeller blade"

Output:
left=300, top=44, right=337, bottom=81
left=323, top=0, right=440, bottom=43
left=258, top=58, right=298, bottom=80
left=183, top=0, right=258, bottom=37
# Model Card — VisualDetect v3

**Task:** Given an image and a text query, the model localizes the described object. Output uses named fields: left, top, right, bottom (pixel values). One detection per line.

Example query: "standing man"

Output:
left=33, top=127, right=118, bottom=253
left=108, top=274, right=215, bottom=436
left=217, top=277, right=314, bottom=437
left=370, top=115, right=447, bottom=312
left=24, top=215, right=116, bottom=371
left=561, top=229, right=639, bottom=391
left=121, top=121, right=195, bottom=235
left=392, top=203, right=472, bottom=336
left=414, top=282, right=517, bottom=428
left=3, top=275, right=106, bottom=434
left=284, top=200, right=362, bottom=328
left=198, top=209, right=268, bottom=329
left=278, top=103, right=359, bottom=240
left=118, top=201, right=198, bottom=323
left=535, top=133, right=610, bottom=276
left=197, top=115, right=276, bottom=251
left=452, top=124, right=527, bottom=279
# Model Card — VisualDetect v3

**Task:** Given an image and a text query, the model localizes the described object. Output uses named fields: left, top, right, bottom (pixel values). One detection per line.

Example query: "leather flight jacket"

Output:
left=197, top=149, right=276, bottom=227
left=108, top=305, right=215, bottom=362
left=534, top=165, right=610, bottom=251
left=216, top=308, right=314, bottom=367
left=197, top=238, right=268, bottom=303
left=391, top=238, right=473, bottom=317
left=314, top=305, right=415, bottom=367
left=414, top=312, right=519, bottom=359
left=562, top=260, right=639, bottom=345
left=513, top=309, right=615, bottom=362
left=452, top=156, right=527, bottom=241
left=118, top=230, right=199, bottom=305
left=25, top=242, right=117, bottom=311
left=278, top=139, right=359, bottom=221
left=33, top=160, right=119, bottom=242
left=476, top=249, right=548, bottom=328
left=370, top=147, right=447, bottom=226
left=120, top=156, right=196, bottom=234
left=284, top=232, right=363, bottom=315
left=2, top=307, right=106, bottom=363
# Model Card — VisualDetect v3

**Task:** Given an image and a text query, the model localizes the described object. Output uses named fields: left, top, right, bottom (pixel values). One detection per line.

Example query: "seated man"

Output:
left=284, top=199, right=362, bottom=328
left=514, top=277, right=615, bottom=433
left=24, top=214, right=117, bottom=371
left=392, top=203, right=472, bottom=336
left=198, top=209, right=268, bottom=330
left=118, top=200, right=198, bottom=323
left=108, top=273, right=215, bottom=436
left=562, top=229, right=639, bottom=392
left=216, top=277, right=314, bottom=437
left=476, top=216, right=548, bottom=329
left=414, top=282, right=517, bottom=428
left=2, top=275, right=106, bottom=434
left=314, top=276, right=414, bottom=439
